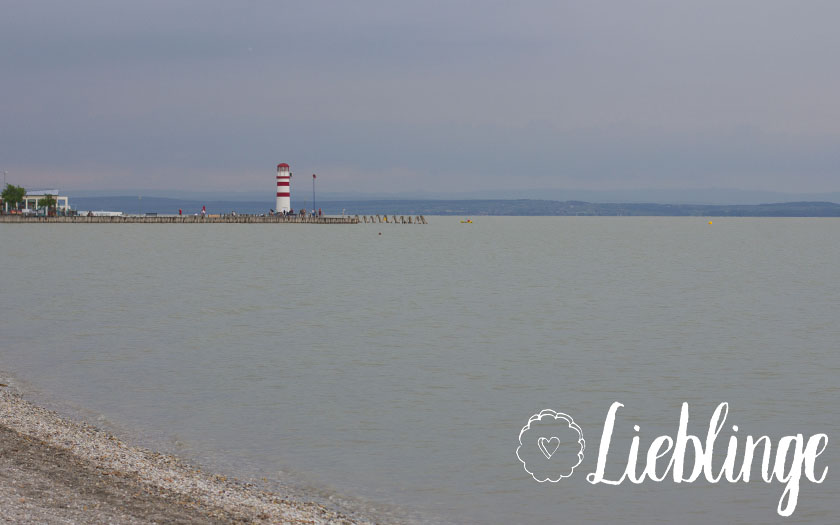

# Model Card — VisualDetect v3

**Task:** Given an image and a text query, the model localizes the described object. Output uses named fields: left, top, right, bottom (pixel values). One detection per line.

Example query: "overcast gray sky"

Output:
left=2, top=1, right=839, bottom=196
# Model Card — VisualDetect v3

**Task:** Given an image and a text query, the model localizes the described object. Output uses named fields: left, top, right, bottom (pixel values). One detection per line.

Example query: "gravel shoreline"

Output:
left=0, top=382, right=379, bottom=524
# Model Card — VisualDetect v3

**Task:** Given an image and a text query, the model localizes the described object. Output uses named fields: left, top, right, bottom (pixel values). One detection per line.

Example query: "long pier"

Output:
left=0, top=214, right=427, bottom=224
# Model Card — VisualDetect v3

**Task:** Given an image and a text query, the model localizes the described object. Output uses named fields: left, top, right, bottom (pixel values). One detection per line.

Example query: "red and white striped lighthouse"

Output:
left=276, top=163, right=291, bottom=212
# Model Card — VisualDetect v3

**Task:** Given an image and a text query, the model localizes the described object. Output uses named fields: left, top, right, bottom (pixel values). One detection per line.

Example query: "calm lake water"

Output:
left=1, top=217, right=838, bottom=524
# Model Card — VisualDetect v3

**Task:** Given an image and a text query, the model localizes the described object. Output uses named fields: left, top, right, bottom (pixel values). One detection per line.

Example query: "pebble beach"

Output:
left=0, top=375, right=378, bottom=525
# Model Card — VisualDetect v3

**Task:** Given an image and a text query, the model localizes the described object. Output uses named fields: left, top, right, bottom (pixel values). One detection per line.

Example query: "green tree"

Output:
left=38, top=194, right=57, bottom=215
left=1, top=184, right=26, bottom=212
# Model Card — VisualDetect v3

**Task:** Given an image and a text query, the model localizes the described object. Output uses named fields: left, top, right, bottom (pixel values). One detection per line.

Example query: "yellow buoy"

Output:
left=708, top=221, right=713, bottom=225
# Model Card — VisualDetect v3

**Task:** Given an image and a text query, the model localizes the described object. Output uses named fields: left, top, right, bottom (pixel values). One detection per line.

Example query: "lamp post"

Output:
left=312, top=173, right=316, bottom=215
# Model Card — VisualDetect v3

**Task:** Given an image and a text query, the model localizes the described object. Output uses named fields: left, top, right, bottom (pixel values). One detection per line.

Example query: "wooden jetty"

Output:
left=360, top=215, right=428, bottom=224
left=0, top=214, right=427, bottom=225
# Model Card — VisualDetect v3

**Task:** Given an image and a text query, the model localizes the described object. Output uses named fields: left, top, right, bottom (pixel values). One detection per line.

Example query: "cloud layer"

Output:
left=2, top=1, right=839, bottom=194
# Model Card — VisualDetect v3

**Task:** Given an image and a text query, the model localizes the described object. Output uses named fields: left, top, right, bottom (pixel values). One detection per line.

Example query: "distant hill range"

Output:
left=70, top=196, right=840, bottom=217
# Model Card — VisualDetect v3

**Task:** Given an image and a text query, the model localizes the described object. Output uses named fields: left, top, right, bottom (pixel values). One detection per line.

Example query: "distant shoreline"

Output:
left=63, top=197, right=840, bottom=217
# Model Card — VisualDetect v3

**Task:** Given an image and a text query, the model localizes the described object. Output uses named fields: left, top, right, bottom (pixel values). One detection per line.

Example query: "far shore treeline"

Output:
left=69, top=196, right=840, bottom=217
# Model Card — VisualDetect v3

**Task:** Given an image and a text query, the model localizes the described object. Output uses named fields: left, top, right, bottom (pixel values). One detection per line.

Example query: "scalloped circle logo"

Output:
left=516, top=409, right=585, bottom=482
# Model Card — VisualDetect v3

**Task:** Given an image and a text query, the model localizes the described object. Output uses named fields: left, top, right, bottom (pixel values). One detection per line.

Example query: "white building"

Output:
left=11, top=189, right=70, bottom=213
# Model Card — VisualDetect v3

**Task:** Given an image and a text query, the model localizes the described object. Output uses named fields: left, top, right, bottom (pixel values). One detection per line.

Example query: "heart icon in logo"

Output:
left=537, top=436, right=561, bottom=459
